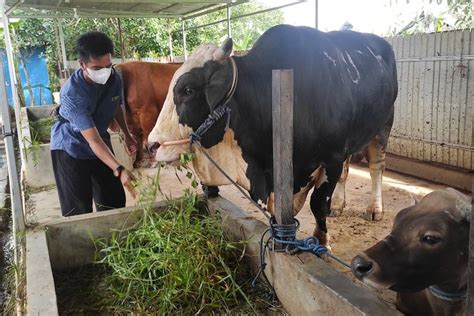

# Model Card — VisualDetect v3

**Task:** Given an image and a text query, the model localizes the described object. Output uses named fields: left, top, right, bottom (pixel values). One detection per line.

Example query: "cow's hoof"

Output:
left=313, top=230, right=331, bottom=249
left=202, top=185, right=219, bottom=198
left=364, top=209, right=383, bottom=221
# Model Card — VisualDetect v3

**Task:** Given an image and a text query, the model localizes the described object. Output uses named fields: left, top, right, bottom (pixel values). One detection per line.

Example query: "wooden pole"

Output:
left=272, top=69, right=294, bottom=226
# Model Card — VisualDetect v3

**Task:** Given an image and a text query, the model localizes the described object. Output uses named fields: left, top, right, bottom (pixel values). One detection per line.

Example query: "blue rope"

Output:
left=252, top=216, right=351, bottom=291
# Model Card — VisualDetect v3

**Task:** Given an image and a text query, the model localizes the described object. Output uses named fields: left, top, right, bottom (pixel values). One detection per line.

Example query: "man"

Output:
left=51, top=31, right=136, bottom=217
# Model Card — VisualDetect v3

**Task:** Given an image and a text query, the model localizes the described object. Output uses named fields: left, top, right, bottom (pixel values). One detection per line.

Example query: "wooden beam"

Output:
left=272, top=69, right=294, bottom=226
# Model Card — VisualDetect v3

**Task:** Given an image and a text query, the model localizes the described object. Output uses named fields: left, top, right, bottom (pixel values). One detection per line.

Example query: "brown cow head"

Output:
left=351, top=189, right=471, bottom=293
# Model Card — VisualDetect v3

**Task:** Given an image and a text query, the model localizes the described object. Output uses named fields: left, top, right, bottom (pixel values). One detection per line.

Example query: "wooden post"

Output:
left=272, top=69, right=294, bottom=226
left=468, top=179, right=474, bottom=315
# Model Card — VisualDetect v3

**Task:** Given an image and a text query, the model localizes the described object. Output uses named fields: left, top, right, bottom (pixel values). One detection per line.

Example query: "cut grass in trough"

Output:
left=54, top=164, right=285, bottom=315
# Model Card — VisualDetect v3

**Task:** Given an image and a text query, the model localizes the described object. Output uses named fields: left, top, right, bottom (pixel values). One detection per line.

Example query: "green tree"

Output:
left=388, top=0, right=473, bottom=35
left=180, top=2, right=284, bottom=55
left=447, top=0, right=473, bottom=29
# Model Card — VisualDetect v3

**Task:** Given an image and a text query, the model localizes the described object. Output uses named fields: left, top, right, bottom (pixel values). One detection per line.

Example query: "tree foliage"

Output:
left=389, top=0, right=473, bottom=35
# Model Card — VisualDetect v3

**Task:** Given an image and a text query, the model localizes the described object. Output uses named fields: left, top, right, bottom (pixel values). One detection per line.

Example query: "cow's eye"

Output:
left=421, top=234, right=441, bottom=245
left=184, top=88, right=195, bottom=96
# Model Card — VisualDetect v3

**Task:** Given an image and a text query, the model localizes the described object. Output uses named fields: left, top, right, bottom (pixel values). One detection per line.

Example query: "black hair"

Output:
left=76, top=31, right=114, bottom=62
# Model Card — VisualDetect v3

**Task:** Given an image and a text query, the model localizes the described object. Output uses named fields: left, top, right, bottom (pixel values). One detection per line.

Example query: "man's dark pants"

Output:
left=51, top=150, right=125, bottom=217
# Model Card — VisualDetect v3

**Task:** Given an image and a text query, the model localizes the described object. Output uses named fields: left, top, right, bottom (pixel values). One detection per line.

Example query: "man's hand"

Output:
left=120, top=168, right=136, bottom=199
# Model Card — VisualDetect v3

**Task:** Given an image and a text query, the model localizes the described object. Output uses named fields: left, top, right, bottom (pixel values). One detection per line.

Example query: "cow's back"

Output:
left=239, top=25, right=397, bottom=161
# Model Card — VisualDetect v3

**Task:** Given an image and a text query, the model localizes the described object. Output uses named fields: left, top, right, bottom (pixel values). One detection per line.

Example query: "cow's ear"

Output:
left=205, top=61, right=232, bottom=110
left=213, top=38, right=233, bottom=62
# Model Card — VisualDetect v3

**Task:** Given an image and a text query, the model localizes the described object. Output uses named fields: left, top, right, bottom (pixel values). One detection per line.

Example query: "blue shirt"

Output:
left=50, top=69, right=122, bottom=159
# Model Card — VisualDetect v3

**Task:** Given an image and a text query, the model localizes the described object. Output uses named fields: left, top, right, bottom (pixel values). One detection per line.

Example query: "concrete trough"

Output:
left=26, top=196, right=400, bottom=315
left=19, top=105, right=133, bottom=188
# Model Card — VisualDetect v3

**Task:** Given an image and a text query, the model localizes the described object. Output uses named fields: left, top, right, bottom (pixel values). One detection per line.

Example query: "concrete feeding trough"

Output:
left=26, top=196, right=400, bottom=315
left=19, top=105, right=133, bottom=188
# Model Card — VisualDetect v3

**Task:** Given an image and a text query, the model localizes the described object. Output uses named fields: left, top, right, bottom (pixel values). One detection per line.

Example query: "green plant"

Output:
left=29, top=117, right=55, bottom=144
left=22, top=134, right=41, bottom=167
left=55, top=158, right=284, bottom=314
left=91, top=163, right=252, bottom=314
left=2, top=232, right=26, bottom=315
left=23, top=117, right=55, bottom=166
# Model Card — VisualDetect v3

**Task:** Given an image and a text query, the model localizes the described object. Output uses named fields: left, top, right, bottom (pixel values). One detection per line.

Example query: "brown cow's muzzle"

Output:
left=351, top=254, right=374, bottom=279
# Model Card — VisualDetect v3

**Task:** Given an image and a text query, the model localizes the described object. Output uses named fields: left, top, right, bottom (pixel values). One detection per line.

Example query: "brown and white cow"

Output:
left=352, top=188, right=471, bottom=316
left=149, top=24, right=398, bottom=246
left=114, top=61, right=181, bottom=167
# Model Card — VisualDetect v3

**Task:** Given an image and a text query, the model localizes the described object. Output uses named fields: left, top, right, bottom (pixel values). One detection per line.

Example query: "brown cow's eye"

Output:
left=421, top=234, right=441, bottom=245
left=185, top=88, right=195, bottom=96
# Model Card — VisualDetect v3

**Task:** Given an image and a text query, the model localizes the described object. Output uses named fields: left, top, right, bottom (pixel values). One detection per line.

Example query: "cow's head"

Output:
left=351, top=189, right=470, bottom=292
left=148, top=39, right=235, bottom=163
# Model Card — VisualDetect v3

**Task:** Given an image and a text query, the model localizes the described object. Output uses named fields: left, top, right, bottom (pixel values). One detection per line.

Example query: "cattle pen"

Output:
left=0, top=1, right=472, bottom=315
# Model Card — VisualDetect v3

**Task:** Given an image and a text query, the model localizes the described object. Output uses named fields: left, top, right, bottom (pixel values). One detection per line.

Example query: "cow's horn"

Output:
left=446, top=188, right=472, bottom=222
left=213, top=38, right=233, bottom=61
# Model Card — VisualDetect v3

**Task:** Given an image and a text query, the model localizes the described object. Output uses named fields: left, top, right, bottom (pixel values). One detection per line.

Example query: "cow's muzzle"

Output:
left=146, top=142, right=160, bottom=155
left=351, top=254, right=374, bottom=279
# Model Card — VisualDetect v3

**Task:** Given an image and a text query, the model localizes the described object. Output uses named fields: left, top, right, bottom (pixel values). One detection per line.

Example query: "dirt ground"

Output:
left=138, top=161, right=447, bottom=308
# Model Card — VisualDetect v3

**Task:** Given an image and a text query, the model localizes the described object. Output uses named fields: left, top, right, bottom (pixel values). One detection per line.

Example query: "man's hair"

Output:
left=76, top=31, right=114, bottom=61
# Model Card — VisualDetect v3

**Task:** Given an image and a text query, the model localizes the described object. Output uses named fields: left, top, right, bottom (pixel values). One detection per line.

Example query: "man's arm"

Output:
left=81, top=127, right=136, bottom=197
left=81, top=127, right=120, bottom=170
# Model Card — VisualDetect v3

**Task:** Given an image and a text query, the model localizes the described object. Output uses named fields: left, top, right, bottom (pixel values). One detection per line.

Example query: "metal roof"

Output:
left=4, top=0, right=248, bottom=19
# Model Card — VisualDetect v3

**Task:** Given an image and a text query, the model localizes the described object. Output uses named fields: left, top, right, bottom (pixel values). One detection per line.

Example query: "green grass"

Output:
left=54, top=165, right=285, bottom=315
left=29, top=117, right=55, bottom=144
left=24, top=117, right=56, bottom=166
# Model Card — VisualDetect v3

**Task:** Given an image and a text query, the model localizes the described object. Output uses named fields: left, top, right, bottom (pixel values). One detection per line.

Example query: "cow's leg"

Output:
left=329, top=156, right=350, bottom=217
left=366, top=123, right=391, bottom=221
left=310, top=163, right=343, bottom=248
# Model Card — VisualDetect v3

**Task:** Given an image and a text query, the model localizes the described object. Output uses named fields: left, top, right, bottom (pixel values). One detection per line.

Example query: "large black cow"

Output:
left=149, top=25, right=398, bottom=246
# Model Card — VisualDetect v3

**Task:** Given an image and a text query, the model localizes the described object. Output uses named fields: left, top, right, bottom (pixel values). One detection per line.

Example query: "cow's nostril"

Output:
left=351, top=255, right=373, bottom=277
left=147, top=142, right=159, bottom=154
left=357, top=261, right=373, bottom=273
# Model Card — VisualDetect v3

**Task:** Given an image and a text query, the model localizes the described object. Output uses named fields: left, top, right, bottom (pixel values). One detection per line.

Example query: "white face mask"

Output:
left=86, top=67, right=112, bottom=85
